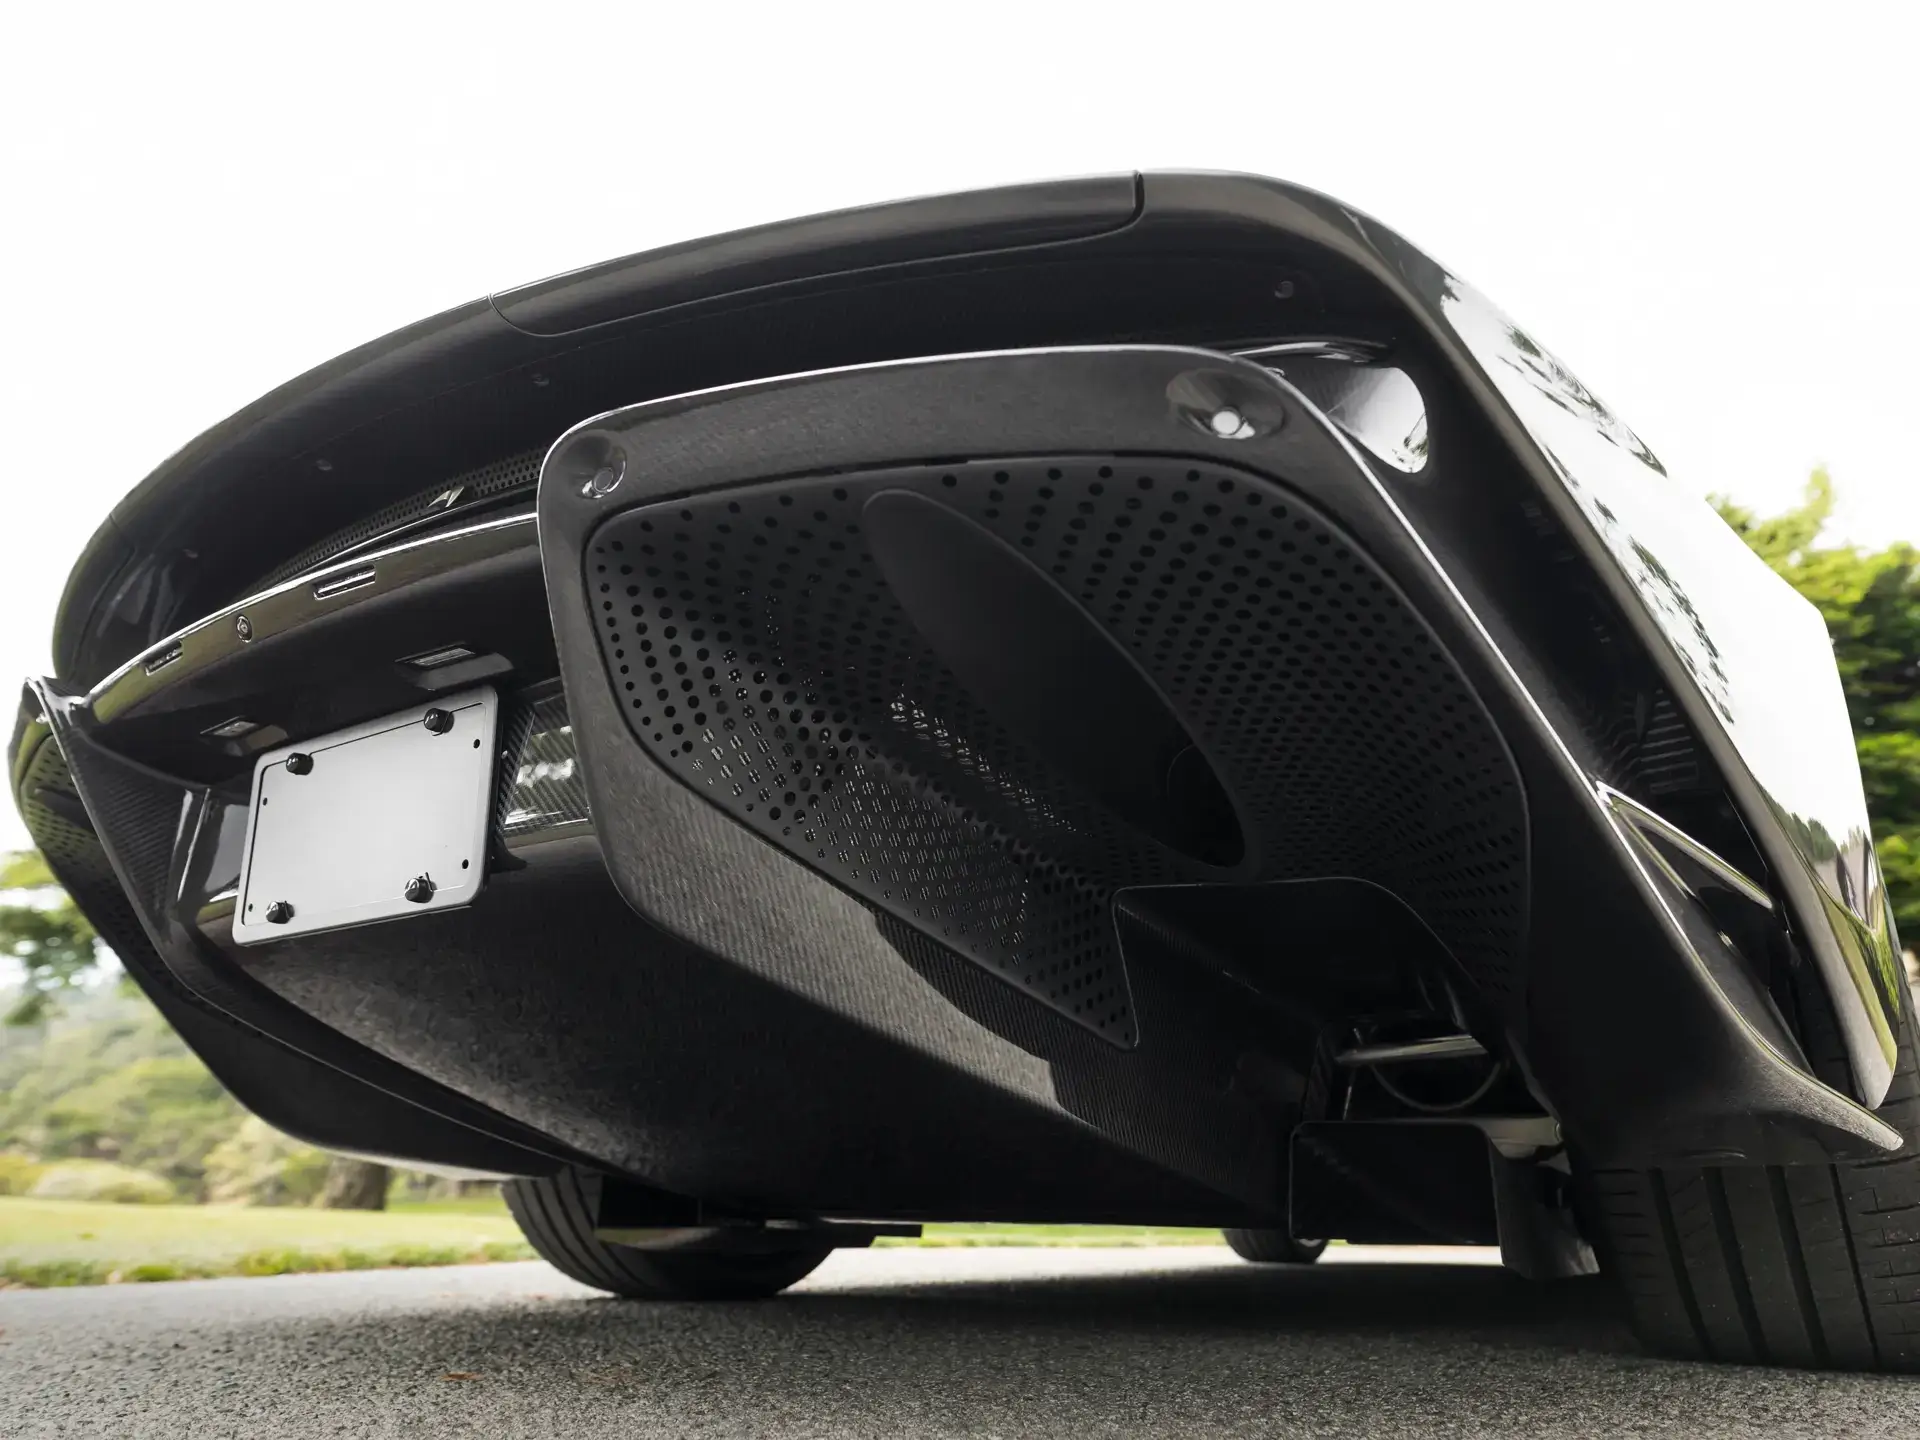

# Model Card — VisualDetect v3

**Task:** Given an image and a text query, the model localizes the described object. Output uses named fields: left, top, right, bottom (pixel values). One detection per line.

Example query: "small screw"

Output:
left=265, top=900, right=294, bottom=924
left=1274, top=279, right=1297, bottom=299
left=315, top=458, right=333, bottom=472
left=285, top=752, right=313, bottom=775
left=423, top=708, right=454, bottom=734
left=234, top=614, right=253, bottom=643
left=404, top=874, right=436, bottom=904
left=580, top=444, right=627, bottom=499
left=531, top=372, right=550, bottom=387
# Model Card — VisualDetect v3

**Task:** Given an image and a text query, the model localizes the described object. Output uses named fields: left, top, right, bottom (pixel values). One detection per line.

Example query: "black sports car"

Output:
left=16, top=173, right=1917, bottom=1370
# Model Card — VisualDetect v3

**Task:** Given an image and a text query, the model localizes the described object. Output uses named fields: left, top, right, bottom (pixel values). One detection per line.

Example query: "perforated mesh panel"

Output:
left=585, top=458, right=1527, bottom=1043
left=17, top=733, right=188, bottom=1013
left=51, top=727, right=186, bottom=916
left=19, top=745, right=109, bottom=894
left=250, top=449, right=542, bottom=594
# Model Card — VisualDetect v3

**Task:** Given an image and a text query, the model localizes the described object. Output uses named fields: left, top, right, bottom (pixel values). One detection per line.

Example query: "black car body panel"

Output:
left=17, top=173, right=1905, bottom=1239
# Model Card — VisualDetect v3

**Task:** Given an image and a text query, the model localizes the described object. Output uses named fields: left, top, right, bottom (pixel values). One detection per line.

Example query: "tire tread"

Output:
left=1584, top=981, right=1920, bottom=1371
left=504, top=1171, right=830, bottom=1301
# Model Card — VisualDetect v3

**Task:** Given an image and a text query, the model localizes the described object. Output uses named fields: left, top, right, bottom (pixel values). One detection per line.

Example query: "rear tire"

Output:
left=1581, top=982, right=1920, bottom=1370
left=1222, top=1228, right=1328, bottom=1264
left=505, top=1171, right=831, bottom=1300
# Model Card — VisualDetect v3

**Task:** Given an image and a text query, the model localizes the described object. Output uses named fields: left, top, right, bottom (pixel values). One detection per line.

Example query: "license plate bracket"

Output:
left=233, top=688, right=498, bottom=944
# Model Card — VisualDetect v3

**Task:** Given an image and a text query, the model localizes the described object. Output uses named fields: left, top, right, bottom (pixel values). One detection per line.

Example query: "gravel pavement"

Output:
left=4, top=1244, right=1917, bottom=1437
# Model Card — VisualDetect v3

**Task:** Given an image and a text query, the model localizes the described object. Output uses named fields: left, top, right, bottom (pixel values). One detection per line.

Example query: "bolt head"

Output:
left=284, top=752, right=313, bottom=775
left=422, top=708, right=454, bottom=734
left=404, top=875, right=436, bottom=904
left=265, top=900, right=294, bottom=924
left=234, top=614, right=253, bottom=643
left=581, top=443, right=627, bottom=498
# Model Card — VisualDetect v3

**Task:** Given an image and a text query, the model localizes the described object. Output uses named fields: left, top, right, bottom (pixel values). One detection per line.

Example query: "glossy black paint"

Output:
left=491, top=174, right=1143, bottom=335
left=53, top=175, right=1378, bottom=686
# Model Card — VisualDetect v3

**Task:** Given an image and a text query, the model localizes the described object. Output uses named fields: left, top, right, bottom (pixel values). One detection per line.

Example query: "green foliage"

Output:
left=204, top=1117, right=332, bottom=1206
left=27, top=1159, right=175, bottom=1204
left=0, top=985, right=246, bottom=1199
left=0, top=850, right=100, bottom=1026
left=0, top=1151, right=44, bottom=1196
left=36, top=1056, right=246, bottom=1197
left=1716, top=472, right=1920, bottom=934
left=0, top=851, right=58, bottom=889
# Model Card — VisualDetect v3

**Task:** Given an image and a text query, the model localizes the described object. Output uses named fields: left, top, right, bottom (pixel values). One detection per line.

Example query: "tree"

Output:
left=319, top=1157, right=391, bottom=1210
left=1716, top=471, right=1920, bottom=938
left=2, top=848, right=391, bottom=1205
left=0, top=850, right=100, bottom=1025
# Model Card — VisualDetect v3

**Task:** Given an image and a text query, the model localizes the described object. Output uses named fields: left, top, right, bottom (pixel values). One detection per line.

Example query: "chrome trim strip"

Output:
left=303, top=490, right=534, bottom=577
left=141, top=644, right=183, bottom=676
left=311, top=567, right=376, bottom=599
left=1336, top=1035, right=1489, bottom=1067
left=85, top=514, right=537, bottom=725
left=1231, top=339, right=1386, bottom=365
left=1598, top=785, right=1776, bottom=913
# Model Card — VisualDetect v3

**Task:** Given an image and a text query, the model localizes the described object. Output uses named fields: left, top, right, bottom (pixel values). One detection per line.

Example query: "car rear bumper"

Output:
left=15, top=173, right=1907, bottom=1218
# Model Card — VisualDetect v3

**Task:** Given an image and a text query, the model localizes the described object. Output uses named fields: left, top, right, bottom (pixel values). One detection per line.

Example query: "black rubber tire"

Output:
left=1581, top=981, right=1920, bottom=1371
left=504, top=1170, right=832, bottom=1300
left=1222, top=1228, right=1329, bottom=1264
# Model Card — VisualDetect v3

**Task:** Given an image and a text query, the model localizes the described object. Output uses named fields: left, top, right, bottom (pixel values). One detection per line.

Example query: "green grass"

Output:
left=887, top=1224, right=1222, bottom=1248
left=0, top=1196, right=1225, bottom=1288
left=0, top=1196, right=533, bottom=1287
left=387, top=1193, right=513, bottom=1217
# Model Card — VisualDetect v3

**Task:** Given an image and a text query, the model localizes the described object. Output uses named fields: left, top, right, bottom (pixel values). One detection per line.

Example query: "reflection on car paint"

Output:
left=1435, top=275, right=1902, bottom=1093
left=1254, top=349, right=1430, bottom=475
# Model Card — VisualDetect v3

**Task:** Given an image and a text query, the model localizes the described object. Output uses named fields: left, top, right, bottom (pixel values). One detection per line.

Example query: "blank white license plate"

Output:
left=233, top=688, right=498, bottom=944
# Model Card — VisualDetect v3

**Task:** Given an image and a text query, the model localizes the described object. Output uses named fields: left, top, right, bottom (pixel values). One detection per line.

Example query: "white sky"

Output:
left=1, top=2, right=1916, bottom=855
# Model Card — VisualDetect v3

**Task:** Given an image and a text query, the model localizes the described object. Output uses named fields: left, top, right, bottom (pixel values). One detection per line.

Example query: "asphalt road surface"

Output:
left=5, top=1245, right=1917, bottom=1437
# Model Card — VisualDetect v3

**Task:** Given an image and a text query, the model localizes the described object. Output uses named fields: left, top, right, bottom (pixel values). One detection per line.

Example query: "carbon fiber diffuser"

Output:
left=586, top=455, right=1526, bottom=1045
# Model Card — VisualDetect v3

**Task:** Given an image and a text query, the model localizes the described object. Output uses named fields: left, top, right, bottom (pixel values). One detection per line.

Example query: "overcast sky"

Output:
left=1, top=3, right=1915, bottom=853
